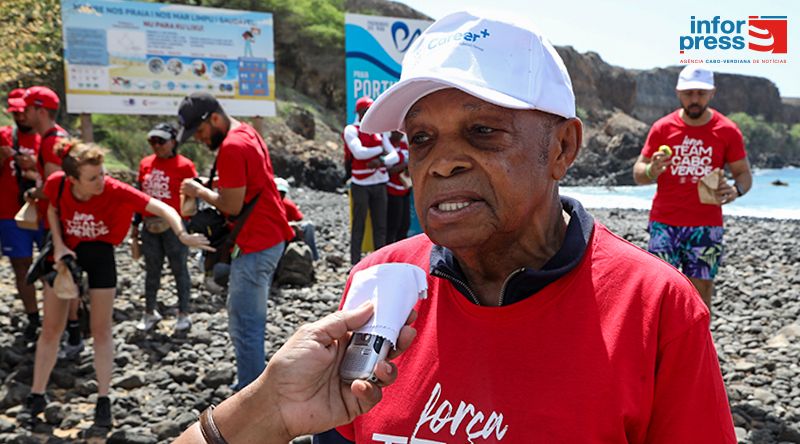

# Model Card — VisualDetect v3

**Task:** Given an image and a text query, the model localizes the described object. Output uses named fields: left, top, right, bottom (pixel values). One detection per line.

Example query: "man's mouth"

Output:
left=437, top=201, right=472, bottom=212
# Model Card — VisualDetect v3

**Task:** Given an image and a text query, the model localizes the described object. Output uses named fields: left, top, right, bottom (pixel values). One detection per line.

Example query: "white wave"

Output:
left=748, top=25, right=774, bottom=47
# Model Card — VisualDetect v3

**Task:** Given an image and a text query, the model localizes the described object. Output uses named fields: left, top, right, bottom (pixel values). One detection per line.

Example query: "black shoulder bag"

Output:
left=188, top=138, right=264, bottom=271
left=25, top=176, right=66, bottom=285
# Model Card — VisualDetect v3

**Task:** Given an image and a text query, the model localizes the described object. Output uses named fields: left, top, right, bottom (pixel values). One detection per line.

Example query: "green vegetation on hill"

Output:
left=728, top=112, right=800, bottom=167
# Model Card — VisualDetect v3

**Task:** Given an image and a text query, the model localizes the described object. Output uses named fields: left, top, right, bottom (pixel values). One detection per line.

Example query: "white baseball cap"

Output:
left=676, top=65, right=715, bottom=91
left=274, top=177, right=290, bottom=194
left=360, top=10, right=576, bottom=134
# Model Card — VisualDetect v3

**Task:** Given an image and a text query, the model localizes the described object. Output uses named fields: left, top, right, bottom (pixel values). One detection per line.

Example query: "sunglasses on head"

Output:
left=148, top=137, right=168, bottom=146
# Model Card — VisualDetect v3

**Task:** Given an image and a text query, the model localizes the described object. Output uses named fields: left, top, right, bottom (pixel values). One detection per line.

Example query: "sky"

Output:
left=396, top=0, right=800, bottom=98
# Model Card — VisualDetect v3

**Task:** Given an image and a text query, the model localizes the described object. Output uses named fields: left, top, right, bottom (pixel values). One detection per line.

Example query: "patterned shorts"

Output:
left=647, top=221, right=724, bottom=280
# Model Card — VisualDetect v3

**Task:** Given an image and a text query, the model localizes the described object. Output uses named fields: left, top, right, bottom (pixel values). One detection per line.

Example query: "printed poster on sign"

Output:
left=344, top=13, right=432, bottom=119
left=60, top=0, right=275, bottom=116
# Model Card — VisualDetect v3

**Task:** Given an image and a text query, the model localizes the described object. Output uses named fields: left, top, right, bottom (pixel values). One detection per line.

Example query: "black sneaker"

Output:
left=25, top=393, right=47, bottom=416
left=94, top=396, right=112, bottom=428
left=23, top=321, right=40, bottom=343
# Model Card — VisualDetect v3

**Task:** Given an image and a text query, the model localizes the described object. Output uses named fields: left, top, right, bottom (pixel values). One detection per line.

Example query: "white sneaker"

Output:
left=174, top=314, right=192, bottom=332
left=136, top=311, right=162, bottom=331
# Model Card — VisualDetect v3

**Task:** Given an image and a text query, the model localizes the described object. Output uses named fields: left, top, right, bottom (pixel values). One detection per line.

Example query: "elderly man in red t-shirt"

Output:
left=633, top=65, right=752, bottom=311
left=178, top=92, right=294, bottom=390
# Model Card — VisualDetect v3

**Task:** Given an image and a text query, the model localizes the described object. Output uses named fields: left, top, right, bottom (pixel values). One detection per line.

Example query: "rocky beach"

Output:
left=0, top=188, right=799, bottom=443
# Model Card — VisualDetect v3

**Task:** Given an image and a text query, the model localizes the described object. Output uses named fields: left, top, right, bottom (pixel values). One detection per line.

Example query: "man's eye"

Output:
left=472, top=125, right=494, bottom=135
left=410, top=133, right=430, bottom=145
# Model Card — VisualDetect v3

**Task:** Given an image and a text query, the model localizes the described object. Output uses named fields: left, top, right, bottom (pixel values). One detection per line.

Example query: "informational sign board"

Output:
left=61, top=0, right=275, bottom=116
left=344, top=13, right=431, bottom=120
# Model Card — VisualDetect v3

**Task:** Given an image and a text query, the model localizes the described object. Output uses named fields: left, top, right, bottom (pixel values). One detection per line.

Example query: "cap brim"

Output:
left=176, top=124, right=200, bottom=144
left=6, top=98, right=25, bottom=113
left=676, top=81, right=715, bottom=91
left=360, top=77, right=533, bottom=134
left=148, top=129, right=174, bottom=140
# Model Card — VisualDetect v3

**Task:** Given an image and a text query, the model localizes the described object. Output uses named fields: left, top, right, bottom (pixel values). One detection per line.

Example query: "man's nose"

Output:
left=428, top=144, right=472, bottom=178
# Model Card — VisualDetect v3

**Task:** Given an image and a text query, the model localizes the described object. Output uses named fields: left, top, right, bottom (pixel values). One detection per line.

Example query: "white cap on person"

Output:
left=676, top=65, right=715, bottom=91
left=274, top=177, right=290, bottom=194
left=360, top=10, right=576, bottom=134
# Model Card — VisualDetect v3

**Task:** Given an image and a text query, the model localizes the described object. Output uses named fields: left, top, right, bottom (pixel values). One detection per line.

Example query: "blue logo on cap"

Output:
left=427, top=28, right=491, bottom=50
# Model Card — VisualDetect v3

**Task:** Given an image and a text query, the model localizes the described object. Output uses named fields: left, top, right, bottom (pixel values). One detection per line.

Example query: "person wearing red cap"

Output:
left=0, top=89, right=43, bottom=342
left=21, top=86, right=84, bottom=357
left=342, top=96, right=399, bottom=265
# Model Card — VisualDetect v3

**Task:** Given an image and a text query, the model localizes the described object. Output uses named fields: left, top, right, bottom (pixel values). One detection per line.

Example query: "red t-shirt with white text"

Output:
left=44, top=171, right=150, bottom=250
left=642, top=109, right=746, bottom=226
left=336, top=225, right=736, bottom=443
left=138, top=154, right=197, bottom=217
left=216, top=123, right=293, bottom=253
left=0, top=126, right=40, bottom=218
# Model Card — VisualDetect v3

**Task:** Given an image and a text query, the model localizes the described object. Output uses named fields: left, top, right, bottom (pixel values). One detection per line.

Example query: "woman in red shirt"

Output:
left=25, top=141, right=209, bottom=428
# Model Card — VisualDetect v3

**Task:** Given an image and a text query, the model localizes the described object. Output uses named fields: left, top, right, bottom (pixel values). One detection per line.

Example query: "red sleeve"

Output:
left=641, top=123, right=662, bottom=158
left=723, top=125, right=747, bottom=164
left=644, top=316, right=736, bottom=443
left=0, top=126, right=11, bottom=145
left=184, top=158, right=198, bottom=179
left=283, top=198, right=304, bottom=222
left=42, top=171, right=65, bottom=203
left=217, top=142, right=247, bottom=188
left=112, top=178, right=151, bottom=213
left=41, top=138, right=62, bottom=166
left=137, top=159, right=146, bottom=185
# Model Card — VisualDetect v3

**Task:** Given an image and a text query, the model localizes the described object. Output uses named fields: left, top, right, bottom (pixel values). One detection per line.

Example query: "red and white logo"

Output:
left=748, top=16, right=787, bottom=53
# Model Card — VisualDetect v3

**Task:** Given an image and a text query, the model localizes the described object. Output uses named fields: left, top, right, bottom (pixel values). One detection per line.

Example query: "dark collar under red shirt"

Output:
left=429, top=196, right=595, bottom=306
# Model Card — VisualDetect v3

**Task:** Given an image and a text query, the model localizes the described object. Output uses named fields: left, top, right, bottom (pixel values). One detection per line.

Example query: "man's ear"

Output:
left=210, top=111, right=225, bottom=128
left=551, top=118, right=582, bottom=180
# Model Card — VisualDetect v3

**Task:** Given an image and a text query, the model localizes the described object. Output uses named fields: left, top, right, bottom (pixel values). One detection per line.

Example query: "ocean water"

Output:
left=561, top=167, right=800, bottom=219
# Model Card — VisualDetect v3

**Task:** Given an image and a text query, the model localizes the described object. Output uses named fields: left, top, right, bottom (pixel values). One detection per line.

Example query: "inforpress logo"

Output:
left=748, top=16, right=787, bottom=53
left=679, top=15, right=788, bottom=54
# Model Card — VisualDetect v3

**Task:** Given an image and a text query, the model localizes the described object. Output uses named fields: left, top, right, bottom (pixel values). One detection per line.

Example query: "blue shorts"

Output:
left=0, top=219, right=44, bottom=259
left=647, top=221, right=724, bottom=280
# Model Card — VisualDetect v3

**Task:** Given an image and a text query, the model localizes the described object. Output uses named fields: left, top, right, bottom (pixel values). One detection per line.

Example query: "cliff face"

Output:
left=555, top=47, right=637, bottom=117
left=632, top=68, right=786, bottom=124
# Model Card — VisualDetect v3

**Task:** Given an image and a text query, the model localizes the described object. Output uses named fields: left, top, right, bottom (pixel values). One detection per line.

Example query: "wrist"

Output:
left=214, top=373, right=292, bottom=443
left=645, top=163, right=656, bottom=180
left=734, top=182, right=744, bottom=197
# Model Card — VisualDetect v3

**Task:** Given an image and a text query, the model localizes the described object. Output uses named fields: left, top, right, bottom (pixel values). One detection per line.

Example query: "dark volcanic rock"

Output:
left=632, top=67, right=785, bottom=124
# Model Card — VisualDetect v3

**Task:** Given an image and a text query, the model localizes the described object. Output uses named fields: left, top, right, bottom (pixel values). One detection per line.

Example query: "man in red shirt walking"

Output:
left=178, top=92, right=294, bottom=390
left=0, top=89, right=43, bottom=341
left=633, top=65, right=752, bottom=310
